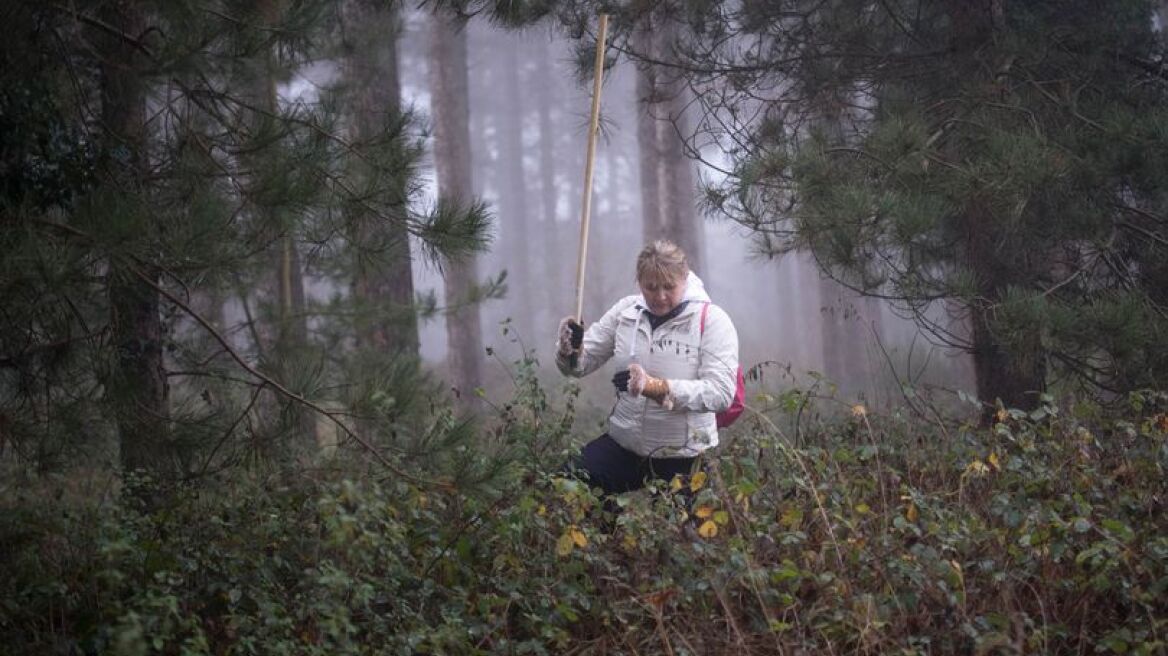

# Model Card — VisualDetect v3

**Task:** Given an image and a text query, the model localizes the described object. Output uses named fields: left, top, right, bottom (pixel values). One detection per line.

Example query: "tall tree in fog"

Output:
left=0, top=0, right=495, bottom=496
left=497, top=30, right=535, bottom=343
left=340, top=0, right=418, bottom=356
left=534, top=36, right=563, bottom=335
left=430, top=11, right=484, bottom=402
left=633, top=10, right=704, bottom=274
left=252, top=0, right=309, bottom=357
left=683, top=1, right=1168, bottom=407
left=247, top=0, right=316, bottom=456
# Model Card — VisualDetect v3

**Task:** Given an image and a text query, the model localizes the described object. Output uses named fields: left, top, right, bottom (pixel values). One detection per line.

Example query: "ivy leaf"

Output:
left=556, top=532, right=575, bottom=557
left=906, top=503, right=919, bottom=523
left=690, top=471, right=707, bottom=492
left=570, top=526, right=588, bottom=548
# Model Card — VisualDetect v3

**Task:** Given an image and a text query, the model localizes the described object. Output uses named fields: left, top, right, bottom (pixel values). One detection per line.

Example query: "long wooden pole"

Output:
left=574, top=14, right=609, bottom=323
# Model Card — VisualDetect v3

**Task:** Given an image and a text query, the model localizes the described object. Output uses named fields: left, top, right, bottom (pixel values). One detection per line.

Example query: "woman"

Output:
left=556, top=240, right=740, bottom=496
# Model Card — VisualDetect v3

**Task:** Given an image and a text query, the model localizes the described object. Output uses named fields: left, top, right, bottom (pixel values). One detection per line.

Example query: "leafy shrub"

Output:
left=1, top=384, right=1166, bottom=654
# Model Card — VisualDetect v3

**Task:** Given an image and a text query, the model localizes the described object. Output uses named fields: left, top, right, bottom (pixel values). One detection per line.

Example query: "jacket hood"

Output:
left=635, top=271, right=710, bottom=310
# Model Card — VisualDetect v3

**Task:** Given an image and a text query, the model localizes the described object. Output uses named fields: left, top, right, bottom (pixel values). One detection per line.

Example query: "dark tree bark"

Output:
left=947, top=0, right=1045, bottom=412
left=98, top=1, right=174, bottom=486
left=429, top=10, right=484, bottom=404
left=341, top=0, right=418, bottom=356
left=965, top=206, right=1046, bottom=411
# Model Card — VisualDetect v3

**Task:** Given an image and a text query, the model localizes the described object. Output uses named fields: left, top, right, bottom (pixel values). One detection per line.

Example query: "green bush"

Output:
left=2, top=385, right=1166, bottom=654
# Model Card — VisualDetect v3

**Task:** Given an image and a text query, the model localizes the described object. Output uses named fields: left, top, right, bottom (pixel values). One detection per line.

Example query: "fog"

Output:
left=298, top=14, right=976, bottom=411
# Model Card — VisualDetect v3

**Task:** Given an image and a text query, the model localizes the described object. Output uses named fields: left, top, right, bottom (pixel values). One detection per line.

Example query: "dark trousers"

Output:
left=566, top=434, right=696, bottom=496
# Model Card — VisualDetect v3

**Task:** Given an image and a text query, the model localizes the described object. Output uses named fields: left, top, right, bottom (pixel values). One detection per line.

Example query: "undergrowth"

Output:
left=1, top=364, right=1166, bottom=655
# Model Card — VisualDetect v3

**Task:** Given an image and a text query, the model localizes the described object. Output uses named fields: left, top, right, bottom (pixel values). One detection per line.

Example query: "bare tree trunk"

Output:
left=656, top=20, right=704, bottom=276
left=341, top=0, right=418, bottom=356
left=430, top=10, right=483, bottom=405
left=535, top=35, right=562, bottom=339
left=635, top=16, right=662, bottom=249
left=635, top=12, right=704, bottom=273
left=498, top=32, right=534, bottom=343
left=99, top=1, right=174, bottom=489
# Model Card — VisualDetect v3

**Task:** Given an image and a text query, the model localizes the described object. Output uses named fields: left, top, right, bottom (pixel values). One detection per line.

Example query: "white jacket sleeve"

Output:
left=555, top=299, right=626, bottom=377
left=667, top=304, right=738, bottom=413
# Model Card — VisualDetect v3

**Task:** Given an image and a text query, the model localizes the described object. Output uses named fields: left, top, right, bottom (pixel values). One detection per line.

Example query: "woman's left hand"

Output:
left=628, top=364, right=672, bottom=409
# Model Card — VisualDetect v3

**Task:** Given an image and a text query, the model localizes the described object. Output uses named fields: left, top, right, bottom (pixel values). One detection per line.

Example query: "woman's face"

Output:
left=639, top=273, right=687, bottom=316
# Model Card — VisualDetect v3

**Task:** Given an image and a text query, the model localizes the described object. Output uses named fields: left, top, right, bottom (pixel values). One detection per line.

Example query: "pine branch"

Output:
left=122, top=259, right=442, bottom=486
left=30, top=217, right=444, bottom=487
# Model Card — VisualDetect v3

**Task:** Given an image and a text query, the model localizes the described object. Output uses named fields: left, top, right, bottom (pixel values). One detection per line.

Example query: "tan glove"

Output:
left=628, top=363, right=673, bottom=410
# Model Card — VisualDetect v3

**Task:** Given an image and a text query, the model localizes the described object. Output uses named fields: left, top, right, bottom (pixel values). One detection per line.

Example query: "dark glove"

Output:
left=612, top=369, right=630, bottom=392
left=557, top=316, right=584, bottom=359
left=568, top=320, right=583, bottom=349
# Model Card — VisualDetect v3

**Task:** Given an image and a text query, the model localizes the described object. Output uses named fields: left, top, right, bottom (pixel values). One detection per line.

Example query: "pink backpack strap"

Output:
left=700, top=301, right=710, bottom=334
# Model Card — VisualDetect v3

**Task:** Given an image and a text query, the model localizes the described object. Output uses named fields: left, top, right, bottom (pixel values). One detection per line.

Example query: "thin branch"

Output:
left=116, top=256, right=445, bottom=487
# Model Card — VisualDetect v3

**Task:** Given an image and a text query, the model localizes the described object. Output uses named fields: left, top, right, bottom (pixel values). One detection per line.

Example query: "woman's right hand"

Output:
left=557, top=316, right=583, bottom=358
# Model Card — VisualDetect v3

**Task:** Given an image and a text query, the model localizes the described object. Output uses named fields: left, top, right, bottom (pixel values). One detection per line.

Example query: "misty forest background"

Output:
left=2, top=1, right=1167, bottom=654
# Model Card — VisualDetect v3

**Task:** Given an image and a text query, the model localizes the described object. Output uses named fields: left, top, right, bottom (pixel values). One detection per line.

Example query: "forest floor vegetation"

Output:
left=1, top=369, right=1166, bottom=655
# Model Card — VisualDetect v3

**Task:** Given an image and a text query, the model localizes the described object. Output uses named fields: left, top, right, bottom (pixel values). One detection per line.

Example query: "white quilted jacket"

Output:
left=557, top=272, right=739, bottom=457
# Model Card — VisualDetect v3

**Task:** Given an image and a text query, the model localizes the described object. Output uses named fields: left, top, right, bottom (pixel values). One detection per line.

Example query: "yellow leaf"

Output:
left=995, top=408, right=1008, bottom=423
left=987, top=452, right=1001, bottom=471
left=851, top=404, right=867, bottom=418
left=622, top=534, right=638, bottom=551
left=670, top=476, right=684, bottom=493
left=965, top=460, right=989, bottom=476
left=780, top=506, right=803, bottom=529
left=537, top=504, right=547, bottom=516
left=855, top=503, right=871, bottom=515
left=689, top=471, right=707, bottom=492
left=698, top=520, right=718, bottom=538
left=906, top=503, right=919, bottom=523
left=713, top=510, right=730, bottom=526
left=694, top=505, right=714, bottom=519
left=556, top=532, right=575, bottom=557
left=570, top=526, right=588, bottom=548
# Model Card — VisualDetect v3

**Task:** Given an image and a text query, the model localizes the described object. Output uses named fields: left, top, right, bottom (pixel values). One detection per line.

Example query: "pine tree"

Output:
left=632, top=6, right=705, bottom=274
left=0, top=0, right=495, bottom=498
left=677, top=0, right=1168, bottom=408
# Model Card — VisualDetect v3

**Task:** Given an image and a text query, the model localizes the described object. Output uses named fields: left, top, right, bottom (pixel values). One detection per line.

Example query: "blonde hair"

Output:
left=636, top=240, right=689, bottom=286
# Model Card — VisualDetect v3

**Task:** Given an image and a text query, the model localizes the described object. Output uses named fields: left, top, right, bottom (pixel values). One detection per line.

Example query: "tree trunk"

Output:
left=965, top=210, right=1046, bottom=412
left=498, top=32, right=534, bottom=343
left=342, top=0, right=418, bottom=356
left=945, top=0, right=1045, bottom=412
left=656, top=20, right=704, bottom=276
left=99, top=1, right=174, bottom=488
left=430, top=10, right=483, bottom=405
left=635, top=12, right=704, bottom=273
left=635, top=16, right=663, bottom=249
left=535, top=34, right=562, bottom=339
